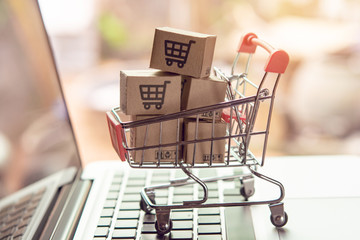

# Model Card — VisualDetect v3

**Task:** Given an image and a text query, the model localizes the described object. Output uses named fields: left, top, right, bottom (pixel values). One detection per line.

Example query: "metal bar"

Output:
left=180, top=163, right=208, bottom=205
left=209, top=112, right=215, bottom=166
left=261, top=73, right=281, bottom=166
left=157, top=121, right=163, bottom=166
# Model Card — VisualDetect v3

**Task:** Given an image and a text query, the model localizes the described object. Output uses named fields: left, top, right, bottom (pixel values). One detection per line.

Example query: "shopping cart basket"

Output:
left=139, top=81, right=170, bottom=110
left=107, top=32, right=289, bottom=235
left=165, top=40, right=196, bottom=68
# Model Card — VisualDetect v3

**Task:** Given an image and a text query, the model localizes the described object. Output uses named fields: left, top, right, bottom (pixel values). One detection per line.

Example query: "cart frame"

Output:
left=107, top=32, right=289, bottom=235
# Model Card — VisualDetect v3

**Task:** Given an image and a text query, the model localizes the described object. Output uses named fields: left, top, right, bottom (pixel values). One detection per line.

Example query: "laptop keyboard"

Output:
left=93, top=168, right=252, bottom=240
left=0, top=187, right=46, bottom=240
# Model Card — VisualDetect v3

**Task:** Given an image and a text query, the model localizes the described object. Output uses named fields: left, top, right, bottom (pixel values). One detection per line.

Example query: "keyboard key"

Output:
left=170, top=230, right=192, bottom=239
left=94, top=227, right=109, bottom=237
left=198, top=208, right=220, bottom=215
left=13, top=236, right=23, bottom=240
left=122, top=194, right=141, bottom=202
left=120, top=202, right=140, bottom=210
left=204, top=198, right=219, bottom=204
left=124, top=187, right=142, bottom=194
left=198, top=234, right=223, bottom=240
left=0, top=226, right=16, bottom=238
left=112, top=176, right=123, bottom=184
left=155, top=197, right=168, bottom=205
left=115, top=219, right=138, bottom=229
left=141, top=233, right=170, bottom=240
left=117, top=210, right=140, bottom=219
left=106, top=192, right=119, bottom=200
left=128, top=171, right=147, bottom=179
left=6, top=211, right=24, bottom=225
left=109, top=184, right=122, bottom=192
left=173, top=187, right=193, bottom=195
left=141, top=223, right=157, bottom=233
left=18, top=217, right=31, bottom=229
left=23, top=208, right=36, bottom=220
left=172, top=195, right=193, bottom=204
left=171, top=211, right=192, bottom=220
left=172, top=220, right=193, bottom=230
left=223, top=189, right=240, bottom=196
left=103, top=200, right=117, bottom=208
left=155, top=190, right=169, bottom=197
left=97, top=217, right=112, bottom=227
left=126, top=179, right=146, bottom=187
left=27, top=199, right=40, bottom=212
left=198, top=215, right=221, bottom=225
left=112, top=228, right=137, bottom=239
left=1, top=218, right=20, bottom=231
left=101, top=208, right=115, bottom=217
left=199, top=169, right=217, bottom=177
left=143, top=214, right=156, bottom=224
left=13, top=226, right=26, bottom=238
left=198, top=224, right=221, bottom=234
left=208, top=190, right=219, bottom=198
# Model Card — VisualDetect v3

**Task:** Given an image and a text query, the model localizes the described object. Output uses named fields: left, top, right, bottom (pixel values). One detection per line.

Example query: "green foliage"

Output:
left=98, top=12, right=127, bottom=49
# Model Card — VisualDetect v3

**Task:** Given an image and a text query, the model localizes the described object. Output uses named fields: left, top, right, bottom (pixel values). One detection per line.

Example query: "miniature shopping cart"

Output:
left=165, top=40, right=196, bottom=68
left=107, top=32, right=289, bottom=235
left=139, top=81, right=170, bottom=110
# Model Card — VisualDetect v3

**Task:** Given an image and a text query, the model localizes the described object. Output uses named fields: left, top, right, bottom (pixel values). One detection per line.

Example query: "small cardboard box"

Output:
left=130, top=115, right=182, bottom=163
left=150, top=27, right=216, bottom=78
left=184, top=120, right=226, bottom=164
left=120, top=69, right=181, bottom=115
left=181, top=75, right=227, bottom=120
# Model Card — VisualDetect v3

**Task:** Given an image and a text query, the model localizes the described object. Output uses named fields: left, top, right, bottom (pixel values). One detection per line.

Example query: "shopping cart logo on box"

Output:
left=164, top=40, right=195, bottom=68
left=139, top=81, right=170, bottom=110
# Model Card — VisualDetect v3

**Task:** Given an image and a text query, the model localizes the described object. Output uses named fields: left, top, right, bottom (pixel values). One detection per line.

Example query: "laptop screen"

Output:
left=0, top=0, right=81, bottom=198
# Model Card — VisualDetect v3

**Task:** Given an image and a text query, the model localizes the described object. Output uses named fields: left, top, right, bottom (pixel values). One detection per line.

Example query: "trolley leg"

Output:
left=155, top=209, right=172, bottom=235
left=269, top=202, right=288, bottom=227
left=240, top=175, right=255, bottom=200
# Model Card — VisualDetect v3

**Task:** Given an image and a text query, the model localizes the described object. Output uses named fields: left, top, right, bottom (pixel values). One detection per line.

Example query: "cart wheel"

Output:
left=144, top=104, right=150, bottom=110
left=166, top=59, right=173, bottom=66
left=140, top=198, right=153, bottom=214
left=270, top=212, right=288, bottom=228
left=155, top=219, right=172, bottom=235
left=177, top=62, right=184, bottom=68
left=240, top=185, right=255, bottom=201
left=155, top=104, right=162, bottom=110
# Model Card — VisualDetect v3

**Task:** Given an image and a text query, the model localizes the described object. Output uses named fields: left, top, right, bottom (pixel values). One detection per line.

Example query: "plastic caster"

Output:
left=140, top=198, right=153, bottom=214
left=140, top=192, right=155, bottom=214
left=240, top=186, right=255, bottom=200
left=270, top=211, right=288, bottom=227
left=240, top=176, right=255, bottom=200
left=155, top=219, right=172, bottom=235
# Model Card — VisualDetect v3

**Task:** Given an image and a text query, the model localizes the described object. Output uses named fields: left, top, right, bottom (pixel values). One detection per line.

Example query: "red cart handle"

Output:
left=237, top=33, right=289, bottom=74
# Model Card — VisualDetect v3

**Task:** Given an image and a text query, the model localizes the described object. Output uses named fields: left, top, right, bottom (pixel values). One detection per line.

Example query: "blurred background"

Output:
left=38, top=0, right=360, bottom=165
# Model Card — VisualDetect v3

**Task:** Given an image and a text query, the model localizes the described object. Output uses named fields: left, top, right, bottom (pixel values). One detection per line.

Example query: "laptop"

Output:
left=0, top=0, right=259, bottom=239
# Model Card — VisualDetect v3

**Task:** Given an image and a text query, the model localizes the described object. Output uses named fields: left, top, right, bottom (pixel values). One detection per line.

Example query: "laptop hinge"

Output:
left=49, top=179, right=92, bottom=240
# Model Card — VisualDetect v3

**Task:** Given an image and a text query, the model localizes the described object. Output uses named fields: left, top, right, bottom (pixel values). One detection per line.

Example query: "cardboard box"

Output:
left=130, top=115, right=182, bottom=163
left=120, top=69, right=181, bottom=115
left=184, top=120, right=226, bottom=164
left=181, top=75, right=227, bottom=120
left=150, top=27, right=216, bottom=78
